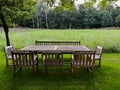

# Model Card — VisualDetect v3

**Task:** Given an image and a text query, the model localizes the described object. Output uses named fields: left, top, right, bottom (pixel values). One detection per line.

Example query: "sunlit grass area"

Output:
left=0, top=29, right=120, bottom=89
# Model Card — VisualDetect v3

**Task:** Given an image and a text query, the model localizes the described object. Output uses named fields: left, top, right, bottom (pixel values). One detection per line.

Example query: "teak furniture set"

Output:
left=3, top=40, right=103, bottom=76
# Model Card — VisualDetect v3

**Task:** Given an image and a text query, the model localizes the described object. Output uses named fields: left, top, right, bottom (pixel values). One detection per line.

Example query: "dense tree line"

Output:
left=15, top=4, right=120, bottom=29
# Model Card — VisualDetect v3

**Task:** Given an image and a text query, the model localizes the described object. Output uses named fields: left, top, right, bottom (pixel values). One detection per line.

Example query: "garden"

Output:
left=0, top=29, right=120, bottom=89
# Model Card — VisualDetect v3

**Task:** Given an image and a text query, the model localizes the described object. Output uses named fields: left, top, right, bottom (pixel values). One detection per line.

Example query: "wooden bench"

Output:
left=35, top=40, right=80, bottom=46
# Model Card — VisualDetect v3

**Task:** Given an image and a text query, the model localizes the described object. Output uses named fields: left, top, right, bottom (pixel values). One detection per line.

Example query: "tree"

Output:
left=0, top=0, right=36, bottom=46
left=83, top=8, right=98, bottom=28
left=47, top=10, right=58, bottom=29
left=101, top=11, right=113, bottom=27
left=43, top=0, right=118, bottom=8
left=115, top=15, right=120, bottom=27
left=111, top=7, right=120, bottom=26
left=34, top=1, right=49, bottom=29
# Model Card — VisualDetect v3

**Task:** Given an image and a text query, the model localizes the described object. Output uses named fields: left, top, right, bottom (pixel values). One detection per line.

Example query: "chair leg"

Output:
left=32, top=66, right=35, bottom=75
left=91, top=67, right=94, bottom=77
left=13, top=66, right=16, bottom=77
left=6, top=59, right=8, bottom=67
left=45, top=67, right=47, bottom=73
left=98, top=59, right=101, bottom=67
left=36, top=63, right=38, bottom=72
left=71, top=64, right=74, bottom=74
left=19, top=67, right=22, bottom=71
left=61, top=65, right=64, bottom=72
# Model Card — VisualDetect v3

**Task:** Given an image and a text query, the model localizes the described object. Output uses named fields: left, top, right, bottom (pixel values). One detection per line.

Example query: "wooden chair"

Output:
left=94, top=46, right=103, bottom=67
left=42, top=51, right=63, bottom=73
left=71, top=51, right=95, bottom=76
left=3, top=45, right=14, bottom=67
left=11, top=51, right=38, bottom=76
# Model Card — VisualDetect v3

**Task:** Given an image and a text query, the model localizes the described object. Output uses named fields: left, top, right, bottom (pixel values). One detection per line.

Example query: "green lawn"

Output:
left=0, top=29, right=120, bottom=89
left=0, top=52, right=120, bottom=90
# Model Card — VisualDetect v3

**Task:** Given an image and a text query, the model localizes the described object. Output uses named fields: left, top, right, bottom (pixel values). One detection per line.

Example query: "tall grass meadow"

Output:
left=0, top=29, right=120, bottom=52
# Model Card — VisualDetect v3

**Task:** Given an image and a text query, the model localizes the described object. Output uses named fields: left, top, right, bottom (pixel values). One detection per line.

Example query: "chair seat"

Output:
left=95, top=55, right=100, bottom=60
left=91, top=55, right=100, bottom=60
left=7, top=55, right=12, bottom=59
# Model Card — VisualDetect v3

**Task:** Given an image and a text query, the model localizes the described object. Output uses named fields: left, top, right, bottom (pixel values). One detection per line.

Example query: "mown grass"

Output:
left=0, top=51, right=120, bottom=90
left=0, top=29, right=120, bottom=89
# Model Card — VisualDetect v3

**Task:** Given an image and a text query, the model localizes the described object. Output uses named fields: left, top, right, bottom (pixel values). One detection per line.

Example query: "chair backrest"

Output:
left=42, top=51, right=63, bottom=66
left=95, top=46, right=103, bottom=59
left=11, top=51, right=35, bottom=66
left=72, top=51, right=95, bottom=67
left=3, top=45, right=14, bottom=59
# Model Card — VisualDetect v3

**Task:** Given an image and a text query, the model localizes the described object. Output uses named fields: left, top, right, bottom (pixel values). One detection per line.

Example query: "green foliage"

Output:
left=101, top=11, right=113, bottom=27
left=42, top=0, right=56, bottom=7
left=42, top=0, right=118, bottom=9
left=47, top=11, right=59, bottom=28
left=0, top=0, right=36, bottom=27
left=58, top=0, right=76, bottom=11
left=115, top=15, right=120, bottom=27
left=83, top=8, right=98, bottom=28
left=2, top=0, right=119, bottom=28
left=31, top=4, right=120, bottom=29
left=43, top=0, right=76, bottom=10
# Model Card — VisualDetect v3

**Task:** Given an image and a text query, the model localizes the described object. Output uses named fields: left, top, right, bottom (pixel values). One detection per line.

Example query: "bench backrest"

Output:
left=35, top=40, right=80, bottom=46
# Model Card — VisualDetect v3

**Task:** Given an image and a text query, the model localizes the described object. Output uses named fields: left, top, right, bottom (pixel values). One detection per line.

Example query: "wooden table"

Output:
left=21, top=45, right=90, bottom=54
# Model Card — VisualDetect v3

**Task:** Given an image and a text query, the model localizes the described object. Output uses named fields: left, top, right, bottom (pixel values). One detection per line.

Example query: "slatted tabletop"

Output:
left=21, top=45, right=90, bottom=54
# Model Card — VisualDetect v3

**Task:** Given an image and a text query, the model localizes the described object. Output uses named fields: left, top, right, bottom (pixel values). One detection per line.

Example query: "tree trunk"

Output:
left=32, top=15, right=35, bottom=29
left=0, top=13, right=10, bottom=46
left=45, top=13, right=48, bottom=29
left=40, top=15, right=42, bottom=28
left=37, top=13, right=39, bottom=28
left=69, top=22, right=71, bottom=29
